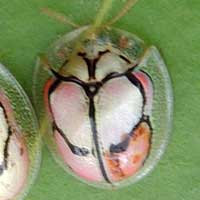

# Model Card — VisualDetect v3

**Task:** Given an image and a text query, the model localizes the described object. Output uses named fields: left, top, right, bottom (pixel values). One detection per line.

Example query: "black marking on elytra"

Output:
left=49, top=69, right=103, bottom=98
left=110, top=136, right=130, bottom=153
left=48, top=84, right=90, bottom=157
left=49, top=60, right=139, bottom=98
left=109, top=115, right=153, bottom=154
left=143, top=115, right=153, bottom=133
left=129, top=115, right=151, bottom=137
left=78, top=50, right=110, bottom=80
left=0, top=103, right=12, bottom=173
left=53, top=122, right=90, bottom=156
left=0, top=164, right=4, bottom=175
left=126, top=71, right=146, bottom=106
left=112, top=115, right=153, bottom=166
left=3, top=127, right=12, bottom=169
left=143, top=115, right=153, bottom=163
left=47, top=79, right=62, bottom=125
left=89, top=98, right=111, bottom=183
left=48, top=79, right=61, bottom=96
left=140, top=69, right=155, bottom=91
left=101, top=72, right=122, bottom=83
left=91, top=148, right=96, bottom=157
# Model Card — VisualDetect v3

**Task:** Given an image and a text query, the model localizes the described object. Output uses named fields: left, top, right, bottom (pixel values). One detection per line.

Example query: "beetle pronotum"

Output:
left=33, top=0, right=173, bottom=188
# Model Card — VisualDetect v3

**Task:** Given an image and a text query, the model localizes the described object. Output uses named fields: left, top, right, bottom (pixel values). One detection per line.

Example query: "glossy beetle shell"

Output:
left=33, top=27, right=173, bottom=188
left=0, top=64, right=41, bottom=199
left=0, top=91, right=29, bottom=199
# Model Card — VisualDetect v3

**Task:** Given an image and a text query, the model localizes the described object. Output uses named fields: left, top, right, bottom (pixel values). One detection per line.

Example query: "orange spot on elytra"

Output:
left=105, top=121, right=152, bottom=181
left=132, top=154, right=142, bottom=164
left=105, top=153, right=125, bottom=179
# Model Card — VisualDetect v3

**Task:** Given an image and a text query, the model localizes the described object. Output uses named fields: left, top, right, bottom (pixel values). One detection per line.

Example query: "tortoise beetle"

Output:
left=33, top=0, right=173, bottom=188
left=0, top=63, right=41, bottom=199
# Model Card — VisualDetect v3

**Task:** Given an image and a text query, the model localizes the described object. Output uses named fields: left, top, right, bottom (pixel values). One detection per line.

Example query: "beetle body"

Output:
left=33, top=27, right=173, bottom=187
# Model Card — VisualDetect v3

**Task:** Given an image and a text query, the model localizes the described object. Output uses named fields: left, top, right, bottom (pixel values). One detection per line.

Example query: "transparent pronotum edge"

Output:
left=0, top=63, right=41, bottom=199
left=33, top=26, right=173, bottom=189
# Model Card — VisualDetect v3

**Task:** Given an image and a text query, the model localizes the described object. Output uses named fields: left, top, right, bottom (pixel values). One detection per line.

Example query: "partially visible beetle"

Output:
left=0, top=63, right=41, bottom=199
left=33, top=0, right=173, bottom=187
left=0, top=90, right=29, bottom=199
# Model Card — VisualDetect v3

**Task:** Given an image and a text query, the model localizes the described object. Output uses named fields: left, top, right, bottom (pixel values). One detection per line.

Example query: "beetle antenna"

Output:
left=69, top=0, right=114, bottom=57
left=104, top=0, right=139, bottom=27
left=92, top=0, right=114, bottom=30
left=41, top=8, right=80, bottom=28
left=84, top=0, right=114, bottom=38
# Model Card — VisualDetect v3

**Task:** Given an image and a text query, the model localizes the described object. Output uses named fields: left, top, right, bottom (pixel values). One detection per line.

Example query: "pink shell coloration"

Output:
left=0, top=91, right=29, bottom=200
left=44, top=49, right=153, bottom=184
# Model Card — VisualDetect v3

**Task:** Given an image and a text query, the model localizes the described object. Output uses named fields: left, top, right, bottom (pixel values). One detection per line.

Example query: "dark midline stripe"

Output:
left=89, top=98, right=111, bottom=183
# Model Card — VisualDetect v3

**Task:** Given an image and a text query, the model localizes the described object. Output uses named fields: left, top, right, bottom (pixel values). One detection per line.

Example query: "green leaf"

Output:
left=0, top=0, right=199, bottom=199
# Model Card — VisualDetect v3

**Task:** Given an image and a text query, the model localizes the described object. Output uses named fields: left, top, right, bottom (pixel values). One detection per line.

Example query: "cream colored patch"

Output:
left=96, top=52, right=131, bottom=80
left=60, top=54, right=89, bottom=81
